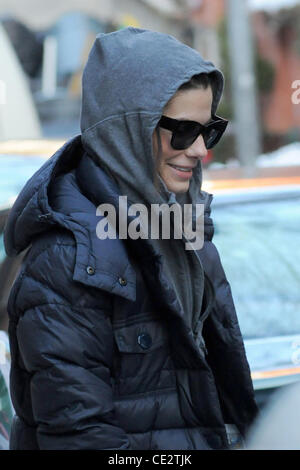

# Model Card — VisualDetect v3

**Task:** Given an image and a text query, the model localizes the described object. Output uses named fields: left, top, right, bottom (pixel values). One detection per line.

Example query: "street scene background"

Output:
left=0, top=0, right=300, bottom=450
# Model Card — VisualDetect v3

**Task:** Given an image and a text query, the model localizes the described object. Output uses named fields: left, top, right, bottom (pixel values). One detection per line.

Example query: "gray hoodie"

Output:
left=80, top=27, right=224, bottom=334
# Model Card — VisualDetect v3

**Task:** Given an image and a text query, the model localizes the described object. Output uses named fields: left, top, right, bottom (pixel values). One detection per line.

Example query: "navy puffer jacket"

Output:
left=4, top=136, right=258, bottom=450
left=4, top=28, right=258, bottom=450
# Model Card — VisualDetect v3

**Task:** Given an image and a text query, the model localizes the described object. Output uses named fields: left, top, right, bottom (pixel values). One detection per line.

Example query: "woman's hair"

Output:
left=176, top=71, right=218, bottom=95
left=153, top=72, right=217, bottom=191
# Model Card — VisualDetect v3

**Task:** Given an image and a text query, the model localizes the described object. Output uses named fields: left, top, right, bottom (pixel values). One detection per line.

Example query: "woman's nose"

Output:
left=186, top=134, right=208, bottom=160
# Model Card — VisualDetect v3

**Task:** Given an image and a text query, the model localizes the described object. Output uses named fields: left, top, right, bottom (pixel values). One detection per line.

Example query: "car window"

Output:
left=212, top=196, right=300, bottom=339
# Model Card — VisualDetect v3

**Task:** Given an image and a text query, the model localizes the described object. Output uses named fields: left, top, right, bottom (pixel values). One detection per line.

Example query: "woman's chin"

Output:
left=165, top=179, right=190, bottom=194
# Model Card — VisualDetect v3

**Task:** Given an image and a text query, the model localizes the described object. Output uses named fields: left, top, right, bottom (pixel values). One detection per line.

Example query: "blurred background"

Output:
left=0, top=0, right=300, bottom=449
left=0, top=0, right=299, bottom=161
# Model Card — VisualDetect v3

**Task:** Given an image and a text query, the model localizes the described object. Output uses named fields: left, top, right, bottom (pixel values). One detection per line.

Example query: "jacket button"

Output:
left=118, top=277, right=127, bottom=286
left=138, top=333, right=152, bottom=350
left=86, top=266, right=95, bottom=275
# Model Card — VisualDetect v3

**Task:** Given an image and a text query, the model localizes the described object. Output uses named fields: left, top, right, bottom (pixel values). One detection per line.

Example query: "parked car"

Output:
left=203, top=167, right=300, bottom=408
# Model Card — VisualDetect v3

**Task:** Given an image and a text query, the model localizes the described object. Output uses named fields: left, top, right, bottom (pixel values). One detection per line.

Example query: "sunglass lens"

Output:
left=172, top=122, right=200, bottom=150
left=205, top=128, right=221, bottom=149
left=169, top=118, right=228, bottom=150
left=205, top=120, right=228, bottom=149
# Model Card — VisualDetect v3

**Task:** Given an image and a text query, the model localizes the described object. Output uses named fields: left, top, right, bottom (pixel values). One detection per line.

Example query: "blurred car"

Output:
left=203, top=166, right=300, bottom=408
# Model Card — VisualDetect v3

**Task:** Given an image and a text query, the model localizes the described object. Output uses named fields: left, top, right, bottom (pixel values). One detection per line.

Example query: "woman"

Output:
left=4, top=27, right=258, bottom=450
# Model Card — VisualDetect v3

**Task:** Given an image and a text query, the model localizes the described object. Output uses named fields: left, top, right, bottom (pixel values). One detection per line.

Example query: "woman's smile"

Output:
left=166, top=162, right=195, bottom=180
left=153, top=86, right=213, bottom=194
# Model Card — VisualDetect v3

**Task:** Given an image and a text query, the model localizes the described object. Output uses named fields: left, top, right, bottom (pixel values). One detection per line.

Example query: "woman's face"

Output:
left=152, top=86, right=213, bottom=194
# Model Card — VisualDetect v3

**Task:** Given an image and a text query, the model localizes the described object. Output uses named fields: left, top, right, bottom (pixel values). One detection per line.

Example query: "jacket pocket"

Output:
left=113, top=317, right=169, bottom=354
left=112, top=317, right=173, bottom=395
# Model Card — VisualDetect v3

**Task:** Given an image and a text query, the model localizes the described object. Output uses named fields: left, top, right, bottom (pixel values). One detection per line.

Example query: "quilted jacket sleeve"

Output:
left=8, top=235, right=131, bottom=450
left=199, top=193, right=259, bottom=437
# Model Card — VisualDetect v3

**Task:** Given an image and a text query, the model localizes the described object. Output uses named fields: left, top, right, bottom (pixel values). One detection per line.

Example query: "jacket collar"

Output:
left=45, top=140, right=213, bottom=320
left=73, top=151, right=164, bottom=301
left=4, top=135, right=139, bottom=302
left=47, top=138, right=142, bottom=302
left=74, top=152, right=208, bottom=366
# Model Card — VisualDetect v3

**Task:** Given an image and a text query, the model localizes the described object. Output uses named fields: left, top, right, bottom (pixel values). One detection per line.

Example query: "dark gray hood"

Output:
left=80, top=27, right=224, bottom=206
left=79, top=27, right=224, bottom=333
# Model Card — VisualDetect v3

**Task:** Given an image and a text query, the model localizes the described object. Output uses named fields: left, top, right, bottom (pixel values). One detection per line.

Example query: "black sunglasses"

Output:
left=158, top=114, right=228, bottom=150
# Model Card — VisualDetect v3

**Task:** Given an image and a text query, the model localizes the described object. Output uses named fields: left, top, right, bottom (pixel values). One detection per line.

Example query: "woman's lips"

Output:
left=167, top=163, right=194, bottom=180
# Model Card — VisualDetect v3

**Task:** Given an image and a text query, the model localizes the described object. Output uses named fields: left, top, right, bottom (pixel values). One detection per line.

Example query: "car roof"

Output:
left=203, top=164, right=300, bottom=390
left=0, top=139, right=65, bottom=157
left=202, top=165, right=300, bottom=194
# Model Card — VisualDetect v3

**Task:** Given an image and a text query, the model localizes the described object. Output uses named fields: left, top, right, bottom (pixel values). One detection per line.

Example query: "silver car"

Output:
left=211, top=184, right=300, bottom=408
